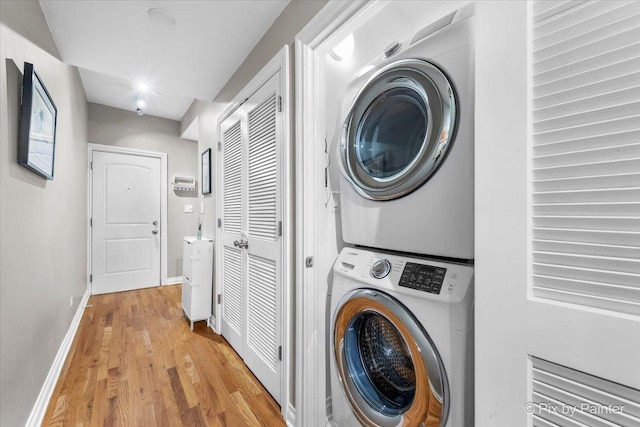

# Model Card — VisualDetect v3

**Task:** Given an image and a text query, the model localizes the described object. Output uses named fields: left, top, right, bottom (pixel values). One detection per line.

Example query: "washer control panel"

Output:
left=399, top=262, right=447, bottom=294
left=370, top=259, right=392, bottom=279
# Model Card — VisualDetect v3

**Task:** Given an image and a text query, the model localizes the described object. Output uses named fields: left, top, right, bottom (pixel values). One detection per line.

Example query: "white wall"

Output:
left=0, top=2, right=88, bottom=425
left=87, top=103, right=199, bottom=279
left=474, top=1, right=529, bottom=425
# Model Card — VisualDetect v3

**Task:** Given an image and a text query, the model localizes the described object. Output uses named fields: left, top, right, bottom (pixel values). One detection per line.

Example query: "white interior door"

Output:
left=219, top=72, right=283, bottom=405
left=475, top=1, right=640, bottom=426
left=220, top=108, right=246, bottom=354
left=243, top=74, right=282, bottom=402
left=91, top=151, right=161, bottom=295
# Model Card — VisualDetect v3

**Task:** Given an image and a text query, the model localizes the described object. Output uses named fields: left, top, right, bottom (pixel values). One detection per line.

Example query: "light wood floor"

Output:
left=42, top=285, right=285, bottom=427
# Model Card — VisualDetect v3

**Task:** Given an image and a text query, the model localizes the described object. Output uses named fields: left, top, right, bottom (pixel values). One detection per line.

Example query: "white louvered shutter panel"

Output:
left=241, top=72, right=282, bottom=402
left=219, top=114, right=246, bottom=353
left=531, top=358, right=640, bottom=426
left=248, top=93, right=278, bottom=241
left=223, top=120, right=242, bottom=235
left=246, top=90, right=280, bottom=371
left=223, top=246, right=243, bottom=334
left=531, top=0, right=640, bottom=316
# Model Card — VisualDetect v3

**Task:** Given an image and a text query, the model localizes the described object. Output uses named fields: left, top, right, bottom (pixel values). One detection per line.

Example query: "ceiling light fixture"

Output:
left=138, top=82, right=149, bottom=92
left=330, top=34, right=355, bottom=61
left=148, top=8, right=176, bottom=27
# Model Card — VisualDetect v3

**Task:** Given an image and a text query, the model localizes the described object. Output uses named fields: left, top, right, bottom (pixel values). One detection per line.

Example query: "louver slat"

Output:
left=531, top=358, right=640, bottom=426
left=223, top=247, right=243, bottom=334
left=223, top=121, right=242, bottom=234
left=531, top=1, right=640, bottom=315
left=248, top=94, right=277, bottom=241
left=247, top=254, right=278, bottom=369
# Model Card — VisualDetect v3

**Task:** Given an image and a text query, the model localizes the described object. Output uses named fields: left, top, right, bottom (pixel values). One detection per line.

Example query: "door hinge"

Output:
left=89, top=274, right=93, bottom=283
left=277, top=221, right=282, bottom=237
left=90, top=218, right=92, bottom=227
left=278, top=345, right=282, bottom=361
left=217, top=218, right=222, bottom=228
left=90, top=161, right=93, bottom=170
left=305, top=256, right=314, bottom=268
left=217, top=142, right=222, bottom=152
left=217, top=294, right=222, bottom=304
left=277, top=95, right=282, bottom=112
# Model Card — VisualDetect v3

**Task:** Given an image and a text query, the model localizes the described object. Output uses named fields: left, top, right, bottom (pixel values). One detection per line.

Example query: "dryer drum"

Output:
left=340, top=59, right=457, bottom=201
left=334, top=289, right=450, bottom=426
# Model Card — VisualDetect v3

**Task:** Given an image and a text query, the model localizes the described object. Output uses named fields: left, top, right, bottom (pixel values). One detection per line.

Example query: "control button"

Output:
left=371, top=259, right=392, bottom=279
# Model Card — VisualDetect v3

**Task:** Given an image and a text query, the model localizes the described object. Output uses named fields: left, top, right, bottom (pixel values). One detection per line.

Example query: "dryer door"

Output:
left=333, top=289, right=449, bottom=427
left=340, top=59, right=457, bottom=200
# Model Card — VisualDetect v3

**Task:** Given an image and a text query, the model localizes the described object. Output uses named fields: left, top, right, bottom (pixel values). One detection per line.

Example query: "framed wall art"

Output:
left=202, top=148, right=211, bottom=195
left=18, top=62, right=58, bottom=180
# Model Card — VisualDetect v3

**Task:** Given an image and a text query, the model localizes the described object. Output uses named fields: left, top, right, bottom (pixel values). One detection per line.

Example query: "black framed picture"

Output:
left=202, top=148, right=211, bottom=195
left=18, top=62, right=57, bottom=180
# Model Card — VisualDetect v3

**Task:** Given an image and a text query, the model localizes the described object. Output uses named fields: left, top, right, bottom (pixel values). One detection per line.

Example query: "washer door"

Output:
left=333, top=289, right=449, bottom=427
left=340, top=59, right=457, bottom=200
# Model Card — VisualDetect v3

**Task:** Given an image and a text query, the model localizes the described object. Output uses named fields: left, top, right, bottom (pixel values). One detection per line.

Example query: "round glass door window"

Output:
left=344, top=312, right=416, bottom=415
left=341, top=59, right=457, bottom=200
left=333, top=289, right=449, bottom=427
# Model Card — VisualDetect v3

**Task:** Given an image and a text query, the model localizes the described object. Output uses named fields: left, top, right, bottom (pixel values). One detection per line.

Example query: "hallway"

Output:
left=42, top=286, right=284, bottom=426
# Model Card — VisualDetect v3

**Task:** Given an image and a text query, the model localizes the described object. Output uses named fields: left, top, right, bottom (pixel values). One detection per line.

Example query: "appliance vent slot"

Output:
left=410, top=10, right=456, bottom=45
left=531, top=0, right=640, bottom=316
left=530, top=357, right=640, bottom=426
left=223, top=120, right=242, bottom=235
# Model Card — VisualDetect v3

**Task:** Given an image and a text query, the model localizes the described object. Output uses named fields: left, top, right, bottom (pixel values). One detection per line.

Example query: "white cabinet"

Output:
left=182, top=237, right=213, bottom=330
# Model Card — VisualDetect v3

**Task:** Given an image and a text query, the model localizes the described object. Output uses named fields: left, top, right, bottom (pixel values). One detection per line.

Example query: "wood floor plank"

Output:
left=42, top=285, right=284, bottom=427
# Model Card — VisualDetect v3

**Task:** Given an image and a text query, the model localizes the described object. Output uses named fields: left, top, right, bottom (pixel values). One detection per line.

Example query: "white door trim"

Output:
left=215, top=45, right=293, bottom=421
left=294, top=1, right=390, bottom=425
left=87, top=143, right=169, bottom=294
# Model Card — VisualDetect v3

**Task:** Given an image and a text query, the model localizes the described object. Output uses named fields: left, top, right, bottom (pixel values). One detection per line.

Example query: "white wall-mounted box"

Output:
left=173, top=175, right=196, bottom=191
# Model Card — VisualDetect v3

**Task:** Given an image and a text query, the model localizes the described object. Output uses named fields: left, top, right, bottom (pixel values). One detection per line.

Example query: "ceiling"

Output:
left=39, top=1, right=289, bottom=122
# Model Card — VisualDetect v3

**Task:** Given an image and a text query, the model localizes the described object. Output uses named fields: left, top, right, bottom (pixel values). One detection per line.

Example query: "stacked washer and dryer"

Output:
left=329, top=4, right=475, bottom=427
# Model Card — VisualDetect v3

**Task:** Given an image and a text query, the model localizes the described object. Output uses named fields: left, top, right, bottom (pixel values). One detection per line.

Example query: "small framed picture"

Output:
left=202, top=148, right=211, bottom=195
left=18, top=62, right=57, bottom=180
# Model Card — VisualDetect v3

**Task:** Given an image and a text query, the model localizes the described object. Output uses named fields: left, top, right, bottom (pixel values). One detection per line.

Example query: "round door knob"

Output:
left=371, top=259, right=391, bottom=279
left=152, top=230, right=158, bottom=235
left=234, top=240, right=240, bottom=247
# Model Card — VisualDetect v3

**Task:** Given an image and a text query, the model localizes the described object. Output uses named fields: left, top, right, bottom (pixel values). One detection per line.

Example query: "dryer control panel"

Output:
left=399, top=262, right=446, bottom=294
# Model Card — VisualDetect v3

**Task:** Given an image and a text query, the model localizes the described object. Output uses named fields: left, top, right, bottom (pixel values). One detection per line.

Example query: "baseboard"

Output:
left=164, top=276, right=182, bottom=285
left=285, top=402, right=296, bottom=427
left=25, top=287, right=90, bottom=427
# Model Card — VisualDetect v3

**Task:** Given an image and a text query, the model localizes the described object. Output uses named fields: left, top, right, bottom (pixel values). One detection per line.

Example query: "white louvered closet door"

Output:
left=218, top=72, right=283, bottom=405
left=220, top=108, right=246, bottom=354
left=530, top=1, right=640, bottom=425
left=242, top=72, right=282, bottom=404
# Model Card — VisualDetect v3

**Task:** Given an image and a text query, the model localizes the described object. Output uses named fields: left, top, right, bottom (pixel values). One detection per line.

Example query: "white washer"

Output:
left=337, top=5, right=475, bottom=259
left=329, top=247, right=473, bottom=426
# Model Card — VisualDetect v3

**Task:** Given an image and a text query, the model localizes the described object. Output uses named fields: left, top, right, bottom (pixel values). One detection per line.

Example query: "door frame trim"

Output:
left=86, top=143, right=169, bottom=294
left=294, top=1, right=390, bottom=425
left=215, top=46, right=293, bottom=419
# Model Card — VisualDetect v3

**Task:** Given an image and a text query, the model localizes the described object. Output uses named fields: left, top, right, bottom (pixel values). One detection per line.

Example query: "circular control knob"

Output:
left=371, top=259, right=392, bottom=279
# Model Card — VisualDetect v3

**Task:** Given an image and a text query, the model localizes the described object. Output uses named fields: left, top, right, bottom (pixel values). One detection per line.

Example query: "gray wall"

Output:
left=0, top=2, right=88, bottom=426
left=88, top=103, right=199, bottom=279
left=181, top=0, right=327, bottom=240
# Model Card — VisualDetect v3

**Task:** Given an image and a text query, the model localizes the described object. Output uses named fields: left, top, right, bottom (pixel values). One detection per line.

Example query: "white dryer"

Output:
left=337, top=5, right=475, bottom=259
left=329, top=247, right=473, bottom=427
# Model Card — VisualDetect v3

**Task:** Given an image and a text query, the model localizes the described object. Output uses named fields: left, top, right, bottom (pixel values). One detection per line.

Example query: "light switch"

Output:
left=200, top=203, right=205, bottom=214
left=184, top=204, right=193, bottom=213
